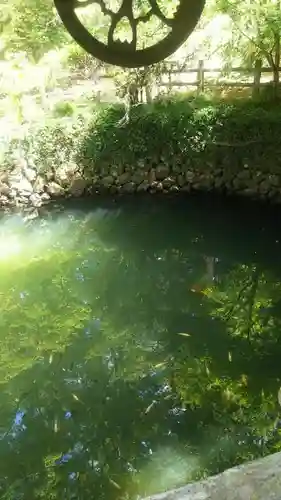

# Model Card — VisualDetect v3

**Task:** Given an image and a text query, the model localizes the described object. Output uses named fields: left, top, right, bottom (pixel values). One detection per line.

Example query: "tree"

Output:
left=208, top=0, right=281, bottom=97
left=0, top=0, right=68, bottom=61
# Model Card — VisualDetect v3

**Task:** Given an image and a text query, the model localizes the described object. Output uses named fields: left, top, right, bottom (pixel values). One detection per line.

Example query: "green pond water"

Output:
left=1, top=194, right=281, bottom=500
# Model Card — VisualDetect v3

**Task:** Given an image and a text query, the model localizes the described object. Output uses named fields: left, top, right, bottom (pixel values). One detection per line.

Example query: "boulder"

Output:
left=185, top=171, right=195, bottom=182
left=169, top=185, right=180, bottom=192
left=137, top=181, right=150, bottom=192
left=101, top=175, right=115, bottom=187
left=0, top=182, right=10, bottom=196
left=155, top=165, right=170, bottom=180
left=162, top=177, right=175, bottom=189
left=69, top=174, right=87, bottom=196
left=131, top=171, right=146, bottom=184
left=9, top=175, right=33, bottom=195
left=33, top=176, right=45, bottom=194
left=148, top=169, right=156, bottom=184
left=46, top=182, right=65, bottom=197
left=41, top=192, right=51, bottom=202
left=177, top=175, right=185, bottom=187
left=29, top=193, right=43, bottom=208
left=13, top=157, right=28, bottom=171
left=23, top=167, right=37, bottom=182
left=237, top=170, right=251, bottom=180
left=55, top=162, right=78, bottom=186
left=118, top=172, right=131, bottom=185
left=121, top=182, right=136, bottom=193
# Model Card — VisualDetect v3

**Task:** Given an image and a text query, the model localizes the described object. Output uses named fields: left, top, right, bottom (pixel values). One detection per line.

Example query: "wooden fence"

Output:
left=157, top=59, right=278, bottom=97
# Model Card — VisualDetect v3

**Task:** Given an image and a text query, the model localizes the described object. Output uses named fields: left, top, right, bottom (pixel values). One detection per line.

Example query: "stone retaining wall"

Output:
left=1, top=155, right=281, bottom=216
left=142, top=451, right=281, bottom=500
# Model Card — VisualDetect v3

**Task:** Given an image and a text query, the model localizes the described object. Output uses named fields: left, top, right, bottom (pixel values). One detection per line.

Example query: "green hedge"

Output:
left=4, top=98, right=281, bottom=174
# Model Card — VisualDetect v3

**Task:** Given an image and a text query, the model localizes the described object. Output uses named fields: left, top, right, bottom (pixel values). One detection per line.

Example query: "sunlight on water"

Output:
left=137, top=446, right=201, bottom=496
left=0, top=214, right=79, bottom=270
left=0, top=233, right=21, bottom=259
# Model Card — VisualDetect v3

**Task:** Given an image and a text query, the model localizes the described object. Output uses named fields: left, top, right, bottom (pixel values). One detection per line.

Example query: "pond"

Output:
left=1, top=194, right=281, bottom=500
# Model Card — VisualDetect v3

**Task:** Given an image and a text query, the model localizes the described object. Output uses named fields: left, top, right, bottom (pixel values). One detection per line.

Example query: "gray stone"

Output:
left=100, top=165, right=110, bottom=176
left=269, top=174, right=279, bottom=187
left=142, top=452, right=281, bottom=500
left=45, top=170, right=54, bottom=182
left=23, top=208, right=39, bottom=221
left=117, top=164, right=124, bottom=175
left=181, top=185, right=191, bottom=192
left=29, top=193, right=43, bottom=208
left=131, top=171, right=146, bottom=184
left=41, top=192, right=51, bottom=202
left=23, top=167, right=37, bottom=182
left=10, top=176, right=33, bottom=194
left=162, top=177, right=175, bottom=189
left=198, top=175, right=214, bottom=189
left=121, top=182, right=136, bottom=193
left=155, top=164, right=170, bottom=180
left=55, top=162, right=78, bottom=187
left=150, top=181, right=158, bottom=191
left=118, top=172, right=131, bottom=185
left=0, top=195, right=9, bottom=206
left=213, top=168, right=223, bottom=177
left=268, top=188, right=278, bottom=199
left=237, top=170, right=251, bottom=180
left=232, top=178, right=244, bottom=190
left=27, top=156, right=37, bottom=169
left=185, top=171, right=195, bottom=182
left=13, top=157, right=27, bottom=170
left=170, top=185, right=180, bottom=192
left=101, top=175, right=115, bottom=187
left=137, top=181, right=150, bottom=192
left=177, top=175, right=185, bottom=187
left=172, top=165, right=181, bottom=174
left=0, top=182, right=10, bottom=196
left=109, top=185, right=119, bottom=194
left=259, top=180, right=270, bottom=193
left=137, top=159, right=146, bottom=168
left=242, top=188, right=257, bottom=197
left=148, top=169, right=156, bottom=183
left=46, top=182, right=64, bottom=196
left=69, top=175, right=87, bottom=196
left=0, top=172, right=9, bottom=184
left=215, top=178, right=225, bottom=189
left=33, top=176, right=45, bottom=194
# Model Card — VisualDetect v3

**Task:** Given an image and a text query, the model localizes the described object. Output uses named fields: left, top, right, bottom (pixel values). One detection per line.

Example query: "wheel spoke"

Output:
left=54, top=0, right=205, bottom=67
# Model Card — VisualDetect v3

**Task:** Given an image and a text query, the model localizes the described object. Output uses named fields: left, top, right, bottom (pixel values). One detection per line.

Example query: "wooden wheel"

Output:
left=54, top=0, right=205, bottom=68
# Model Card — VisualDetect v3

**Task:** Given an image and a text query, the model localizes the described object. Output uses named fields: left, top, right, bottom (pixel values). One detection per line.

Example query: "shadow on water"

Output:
left=1, top=193, right=281, bottom=499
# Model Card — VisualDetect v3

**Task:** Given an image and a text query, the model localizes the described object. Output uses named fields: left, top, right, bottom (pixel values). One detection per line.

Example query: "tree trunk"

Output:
left=272, top=25, right=280, bottom=99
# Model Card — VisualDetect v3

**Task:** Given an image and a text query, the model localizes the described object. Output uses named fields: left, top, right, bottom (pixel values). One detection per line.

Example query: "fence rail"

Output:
left=157, top=59, right=280, bottom=97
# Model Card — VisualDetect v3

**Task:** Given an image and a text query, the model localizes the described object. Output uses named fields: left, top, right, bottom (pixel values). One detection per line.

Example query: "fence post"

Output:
left=197, top=60, right=204, bottom=94
left=168, top=71, right=172, bottom=92
left=252, top=59, right=262, bottom=98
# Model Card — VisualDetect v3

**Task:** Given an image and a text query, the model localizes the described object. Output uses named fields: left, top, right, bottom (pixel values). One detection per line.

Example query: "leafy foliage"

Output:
left=6, top=99, right=281, bottom=175
left=209, top=0, right=281, bottom=88
left=1, top=0, right=68, bottom=61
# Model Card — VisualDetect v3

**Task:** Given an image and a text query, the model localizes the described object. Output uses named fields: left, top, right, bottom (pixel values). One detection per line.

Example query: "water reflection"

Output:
left=0, top=195, right=281, bottom=499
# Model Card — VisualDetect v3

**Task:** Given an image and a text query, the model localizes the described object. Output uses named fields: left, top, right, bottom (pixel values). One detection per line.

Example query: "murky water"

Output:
left=1, top=194, right=281, bottom=499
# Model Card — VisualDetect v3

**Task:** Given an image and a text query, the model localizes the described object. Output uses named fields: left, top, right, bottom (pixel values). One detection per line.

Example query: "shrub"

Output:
left=4, top=98, right=281, bottom=176
left=52, top=100, right=75, bottom=118
left=76, top=99, right=281, bottom=175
